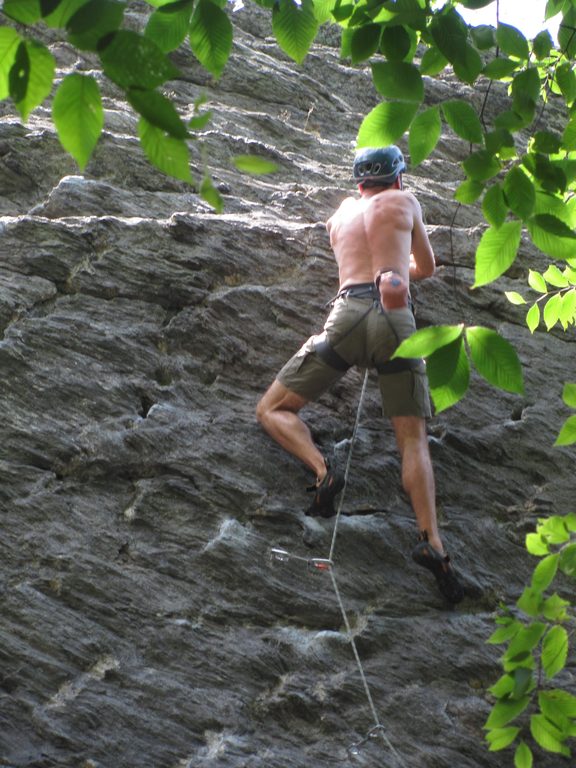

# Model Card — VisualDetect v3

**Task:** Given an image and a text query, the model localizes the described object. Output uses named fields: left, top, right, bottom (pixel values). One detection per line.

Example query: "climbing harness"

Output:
left=314, top=284, right=418, bottom=377
left=269, top=369, right=408, bottom=767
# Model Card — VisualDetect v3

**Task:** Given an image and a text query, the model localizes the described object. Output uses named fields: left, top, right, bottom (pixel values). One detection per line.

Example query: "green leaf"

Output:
left=513, top=667, right=535, bottom=699
left=540, top=689, right=576, bottom=719
left=528, top=270, right=548, bottom=294
left=496, top=22, right=529, bottom=60
left=482, top=184, right=508, bottom=228
left=486, top=726, right=520, bottom=751
left=526, top=302, right=540, bottom=333
left=101, top=31, right=181, bottom=89
left=442, top=99, right=483, bottom=144
left=10, top=40, right=55, bottom=122
left=380, top=25, right=412, bottom=62
left=427, top=335, right=470, bottom=413
left=453, top=42, right=483, bottom=85
left=558, top=7, right=576, bottom=58
left=483, top=57, right=519, bottom=80
left=531, top=131, right=561, bottom=155
left=392, top=324, right=464, bottom=359
left=512, top=67, right=541, bottom=104
left=52, top=73, right=103, bottom=169
left=505, top=622, right=547, bottom=660
left=128, top=89, right=188, bottom=139
left=533, top=29, right=553, bottom=60
left=562, top=382, right=576, bottom=407
left=200, top=174, right=223, bottom=212
left=189, top=0, right=233, bottom=78
left=473, top=221, right=522, bottom=287
left=0, top=27, right=21, bottom=101
left=40, top=0, right=62, bottom=15
left=430, top=10, right=482, bottom=83
left=524, top=153, right=567, bottom=193
left=543, top=593, right=570, bottom=622
left=408, top=106, right=441, bottom=166
left=2, top=0, right=42, bottom=23
left=527, top=214, right=576, bottom=260
left=455, top=179, right=484, bottom=204
left=559, top=543, right=576, bottom=577
left=350, top=24, right=382, bottom=64
left=356, top=101, right=419, bottom=147
left=506, top=291, right=526, bottom=305
left=514, top=741, right=533, bottom=768
left=555, top=414, right=576, bottom=445
left=526, top=532, right=550, bottom=556
left=466, top=326, right=524, bottom=394
left=556, top=61, right=576, bottom=106
left=311, top=0, right=333, bottom=24
left=145, top=0, right=194, bottom=53
left=504, top=166, right=535, bottom=220
left=488, top=621, right=522, bottom=645
left=543, top=264, right=569, bottom=288
left=517, top=586, right=544, bottom=617
left=463, top=150, right=501, bottom=182
left=272, top=0, right=318, bottom=65
left=489, top=673, right=515, bottom=698
left=539, top=515, right=571, bottom=544
left=138, top=117, right=192, bottom=182
left=543, top=293, right=562, bottom=330
left=420, top=45, right=448, bottom=76
left=566, top=513, right=576, bottom=532
left=233, top=155, right=278, bottom=175
left=470, top=24, right=495, bottom=51
left=530, top=713, right=570, bottom=754
left=531, top=553, right=560, bottom=592
left=66, top=0, right=125, bottom=52
left=562, top=114, right=576, bottom=151
left=485, top=697, right=530, bottom=729
left=43, top=0, right=88, bottom=28
left=371, top=61, right=424, bottom=103
left=530, top=213, right=576, bottom=239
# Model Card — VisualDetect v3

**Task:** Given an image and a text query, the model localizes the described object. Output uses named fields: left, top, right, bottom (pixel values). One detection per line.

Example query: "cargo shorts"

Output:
left=277, top=291, right=431, bottom=418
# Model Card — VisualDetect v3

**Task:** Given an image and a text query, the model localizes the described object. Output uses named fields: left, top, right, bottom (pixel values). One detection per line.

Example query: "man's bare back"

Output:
left=326, top=187, right=435, bottom=290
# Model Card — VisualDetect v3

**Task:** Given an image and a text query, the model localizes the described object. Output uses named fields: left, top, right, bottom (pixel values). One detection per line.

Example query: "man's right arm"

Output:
left=409, top=195, right=435, bottom=281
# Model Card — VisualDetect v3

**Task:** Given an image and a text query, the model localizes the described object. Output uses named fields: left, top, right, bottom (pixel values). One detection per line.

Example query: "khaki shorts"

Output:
left=277, top=294, right=431, bottom=418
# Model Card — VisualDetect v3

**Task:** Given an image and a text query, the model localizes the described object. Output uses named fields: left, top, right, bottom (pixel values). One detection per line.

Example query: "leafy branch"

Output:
left=484, top=513, right=576, bottom=766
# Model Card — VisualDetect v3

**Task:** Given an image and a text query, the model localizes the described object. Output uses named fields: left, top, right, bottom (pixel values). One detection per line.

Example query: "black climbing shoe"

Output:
left=412, top=532, right=465, bottom=604
left=305, top=461, right=344, bottom=519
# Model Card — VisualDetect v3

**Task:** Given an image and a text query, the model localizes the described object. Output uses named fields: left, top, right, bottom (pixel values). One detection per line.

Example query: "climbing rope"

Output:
left=270, top=368, right=408, bottom=766
left=328, top=367, right=369, bottom=562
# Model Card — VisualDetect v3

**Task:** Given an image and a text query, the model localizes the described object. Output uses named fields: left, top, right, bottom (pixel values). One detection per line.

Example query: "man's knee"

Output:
left=255, top=380, right=307, bottom=426
left=255, top=395, right=269, bottom=425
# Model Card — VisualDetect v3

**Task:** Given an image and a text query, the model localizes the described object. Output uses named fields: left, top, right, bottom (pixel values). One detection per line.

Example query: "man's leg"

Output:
left=391, top=415, right=444, bottom=555
left=256, top=379, right=327, bottom=482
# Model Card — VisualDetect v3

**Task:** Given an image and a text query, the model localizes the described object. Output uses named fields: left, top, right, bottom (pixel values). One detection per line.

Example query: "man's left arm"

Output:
left=409, top=196, right=435, bottom=281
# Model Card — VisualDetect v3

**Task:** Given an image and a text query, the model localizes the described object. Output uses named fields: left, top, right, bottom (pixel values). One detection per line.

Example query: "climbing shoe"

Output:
left=412, top=532, right=465, bottom=604
left=305, top=460, right=344, bottom=519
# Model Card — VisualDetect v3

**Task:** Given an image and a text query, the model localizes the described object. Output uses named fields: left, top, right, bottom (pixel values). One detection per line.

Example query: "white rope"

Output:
left=268, top=366, right=408, bottom=765
left=328, top=367, right=370, bottom=562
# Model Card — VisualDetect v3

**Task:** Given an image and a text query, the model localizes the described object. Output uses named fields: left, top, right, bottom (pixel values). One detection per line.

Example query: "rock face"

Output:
left=0, top=3, right=574, bottom=767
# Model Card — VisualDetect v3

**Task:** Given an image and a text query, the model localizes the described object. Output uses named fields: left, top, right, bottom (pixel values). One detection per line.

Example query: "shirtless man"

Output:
left=256, top=146, right=463, bottom=603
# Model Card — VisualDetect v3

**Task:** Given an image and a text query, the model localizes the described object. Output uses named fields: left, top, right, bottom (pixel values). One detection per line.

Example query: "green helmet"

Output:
left=353, top=145, right=407, bottom=184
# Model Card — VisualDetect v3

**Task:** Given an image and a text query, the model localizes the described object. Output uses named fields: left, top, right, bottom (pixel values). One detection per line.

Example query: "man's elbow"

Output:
left=422, top=262, right=436, bottom=279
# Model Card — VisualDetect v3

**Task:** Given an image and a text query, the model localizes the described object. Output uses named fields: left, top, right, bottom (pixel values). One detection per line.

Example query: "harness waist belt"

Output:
left=337, top=283, right=379, bottom=300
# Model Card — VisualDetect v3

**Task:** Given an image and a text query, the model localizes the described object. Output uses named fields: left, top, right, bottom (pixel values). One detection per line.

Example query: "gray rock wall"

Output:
left=0, top=3, right=574, bottom=767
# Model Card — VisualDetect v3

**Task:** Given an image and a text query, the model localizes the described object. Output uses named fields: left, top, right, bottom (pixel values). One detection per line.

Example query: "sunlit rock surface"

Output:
left=0, top=3, right=574, bottom=767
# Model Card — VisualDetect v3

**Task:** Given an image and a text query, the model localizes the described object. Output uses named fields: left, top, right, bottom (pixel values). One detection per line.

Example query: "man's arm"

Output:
left=409, top=195, right=435, bottom=281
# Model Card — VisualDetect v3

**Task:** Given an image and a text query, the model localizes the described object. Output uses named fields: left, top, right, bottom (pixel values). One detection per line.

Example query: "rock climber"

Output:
left=256, top=145, right=464, bottom=604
